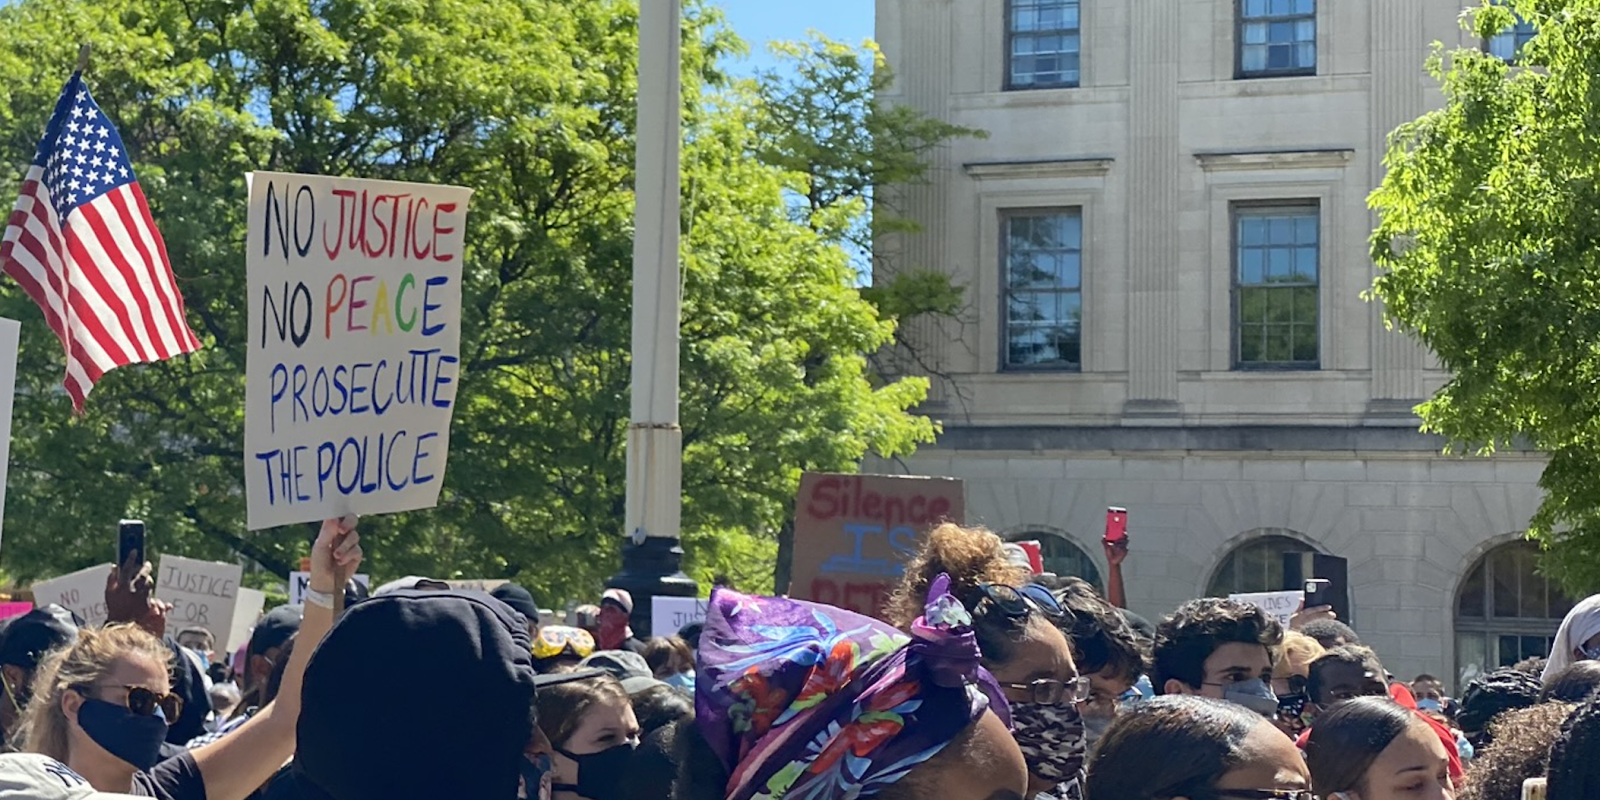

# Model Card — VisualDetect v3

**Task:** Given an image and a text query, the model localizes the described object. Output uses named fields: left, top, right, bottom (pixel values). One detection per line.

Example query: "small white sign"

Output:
left=32, top=564, right=113, bottom=627
left=651, top=596, right=708, bottom=638
left=288, top=571, right=370, bottom=606
left=225, top=587, right=267, bottom=653
left=158, top=555, right=242, bottom=645
left=1230, top=590, right=1305, bottom=628
left=0, top=318, right=19, bottom=552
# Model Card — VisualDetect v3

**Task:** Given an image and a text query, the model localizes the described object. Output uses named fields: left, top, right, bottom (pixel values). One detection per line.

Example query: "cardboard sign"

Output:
left=158, top=555, right=242, bottom=643
left=652, top=596, right=708, bottom=638
left=288, top=571, right=371, bottom=606
left=244, top=172, right=473, bottom=530
left=1230, top=590, right=1305, bottom=628
left=31, top=564, right=112, bottom=627
left=225, top=588, right=266, bottom=653
left=0, top=602, right=31, bottom=621
left=789, top=472, right=964, bottom=619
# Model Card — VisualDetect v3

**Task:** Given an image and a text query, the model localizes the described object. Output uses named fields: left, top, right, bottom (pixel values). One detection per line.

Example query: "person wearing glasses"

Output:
left=1085, top=695, right=1314, bottom=800
left=1152, top=598, right=1284, bottom=717
left=16, top=518, right=360, bottom=800
left=1304, top=697, right=1455, bottom=800
left=1030, top=575, right=1151, bottom=748
left=885, top=524, right=1086, bottom=800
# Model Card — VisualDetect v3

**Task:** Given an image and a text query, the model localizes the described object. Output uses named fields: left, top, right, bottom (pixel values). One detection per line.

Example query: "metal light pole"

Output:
left=607, top=0, right=697, bottom=632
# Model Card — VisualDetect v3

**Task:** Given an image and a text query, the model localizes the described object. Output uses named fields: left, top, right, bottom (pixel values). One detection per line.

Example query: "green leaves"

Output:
left=0, top=1, right=957, bottom=603
left=1372, top=0, right=1600, bottom=594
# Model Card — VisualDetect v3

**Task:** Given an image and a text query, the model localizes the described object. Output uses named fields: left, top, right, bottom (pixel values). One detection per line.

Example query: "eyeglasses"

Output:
left=532, top=626, right=595, bottom=660
left=75, top=684, right=183, bottom=723
left=977, top=583, right=1065, bottom=620
left=1002, top=676, right=1092, bottom=706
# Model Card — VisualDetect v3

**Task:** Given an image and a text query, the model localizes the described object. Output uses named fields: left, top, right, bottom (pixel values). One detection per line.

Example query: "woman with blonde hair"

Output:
left=17, top=517, right=360, bottom=799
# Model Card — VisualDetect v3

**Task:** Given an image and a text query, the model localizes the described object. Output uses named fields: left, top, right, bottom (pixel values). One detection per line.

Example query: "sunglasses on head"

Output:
left=75, top=684, right=182, bottom=724
left=977, top=582, right=1066, bottom=620
left=532, top=626, right=596, bottom=660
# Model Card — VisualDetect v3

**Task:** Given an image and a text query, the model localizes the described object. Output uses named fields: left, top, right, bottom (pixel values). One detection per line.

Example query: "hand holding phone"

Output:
left=117, top=520, right=145, bottom=582
left=1104, top=507, right=1128, bottom=544
left=1303, top=578, right=1333, bottom=610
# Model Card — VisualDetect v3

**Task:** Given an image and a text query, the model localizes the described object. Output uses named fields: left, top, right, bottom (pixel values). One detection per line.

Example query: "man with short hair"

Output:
left=1299, top=618, right=1360, bottom=650
left=1307, top=646, right=1388, bottom=714
left=1152, top=598, right=1283, bottom=717
left=0, top=605, right=78, bottom=741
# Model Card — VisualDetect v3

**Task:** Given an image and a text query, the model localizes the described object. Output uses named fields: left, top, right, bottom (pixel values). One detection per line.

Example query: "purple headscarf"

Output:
left=695, top=575, right=1006, bottom=800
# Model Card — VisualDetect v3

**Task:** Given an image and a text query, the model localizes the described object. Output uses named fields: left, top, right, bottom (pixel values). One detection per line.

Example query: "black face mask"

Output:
left=553, top=741, right=637, bottom=800
left=76, top=698, right=168, bottom=770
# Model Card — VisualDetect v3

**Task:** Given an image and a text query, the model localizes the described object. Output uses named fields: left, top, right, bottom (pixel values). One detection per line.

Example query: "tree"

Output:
left=1370, top=0, right=1600, bottom=594
left=0, top=0, right=964, bottom=603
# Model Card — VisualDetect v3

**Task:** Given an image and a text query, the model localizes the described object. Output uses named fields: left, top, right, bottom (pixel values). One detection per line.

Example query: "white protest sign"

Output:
left=651, top=596, right=708, bottom=638
left=225, top=587, right=266, bottom=653
left=31, top=564, right=112, bottom=627
left=0, top=318, right=18, bottom=551
left=288, top=571, right=370, bottom=606
left=158, top=555, right=241, bottom=643
left=1230, top=590, right=1305, bottom=628
left=244, top=172, right=472, bottom=530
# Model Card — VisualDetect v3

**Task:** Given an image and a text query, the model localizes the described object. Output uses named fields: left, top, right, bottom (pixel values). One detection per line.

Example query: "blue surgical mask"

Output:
left=1417, top=698, right=1443, bottom=712
left=1222, top=679, right=1279, bottom=716
left=75, top=698, right=168, bottom=770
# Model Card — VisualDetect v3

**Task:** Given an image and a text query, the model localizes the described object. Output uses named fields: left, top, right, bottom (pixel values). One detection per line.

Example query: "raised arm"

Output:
left=1102, top=535, right=1128, bottom=609
left=190, top=516, right=361, bottom=800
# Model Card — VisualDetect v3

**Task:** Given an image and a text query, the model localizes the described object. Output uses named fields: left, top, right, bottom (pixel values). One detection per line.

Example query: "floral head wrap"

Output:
left=695, top=575, right=1006, bottom=800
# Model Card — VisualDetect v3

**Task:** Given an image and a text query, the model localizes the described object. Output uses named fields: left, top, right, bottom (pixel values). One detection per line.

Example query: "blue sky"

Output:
left=712, top=0, right=876, bottom=76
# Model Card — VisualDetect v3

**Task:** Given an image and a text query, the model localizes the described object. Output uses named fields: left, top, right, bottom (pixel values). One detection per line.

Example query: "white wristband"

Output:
left=304, top=588, right=335, bottom=609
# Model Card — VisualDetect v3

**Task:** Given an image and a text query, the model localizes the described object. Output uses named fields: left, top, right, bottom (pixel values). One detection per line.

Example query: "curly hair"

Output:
left=1152, top=598, right=1283, bottom=693
left=1459, top=703, right=1574, bottom=800
left=17, top=624, right=172, bottom=759
left=1306, top=645, right=1385, bottom=705
left=1541, top=660, right=1600, bottom=704
left=1546, top=695, right=1600, bottom=800
left=1457, top=668, right=1543, bottom=745
left=883, top=524, right=1034, bottom=663
left=1032, top=575, right=1150, bottom=684
left=1297, top=618, right=1360, bottom=649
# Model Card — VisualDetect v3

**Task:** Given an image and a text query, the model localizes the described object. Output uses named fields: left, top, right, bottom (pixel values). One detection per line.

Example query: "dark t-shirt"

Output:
left=131, top=751, right=207, bottom=800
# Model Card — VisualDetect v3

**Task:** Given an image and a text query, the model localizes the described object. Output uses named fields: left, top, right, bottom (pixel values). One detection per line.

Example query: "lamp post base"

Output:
left=606, top=535, right=698, bottom=638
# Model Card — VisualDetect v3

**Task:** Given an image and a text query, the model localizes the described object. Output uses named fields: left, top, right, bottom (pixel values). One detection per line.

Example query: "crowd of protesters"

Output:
left=0, top=520, right=1594, bottom=800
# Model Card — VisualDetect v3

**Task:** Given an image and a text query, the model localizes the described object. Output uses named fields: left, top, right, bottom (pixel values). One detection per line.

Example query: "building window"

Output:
left=1007, top=0, right=1081, bottom=89
left=1238, top=0, right=1316, bottom=78
left=1455, top=540, right=1575, bottom=689
left=1487, top=11, right=1537, bottom=62
left=1234, top=204, right=1319, bottom=369
left=1208, top=532, right=1310, bottom=596
left=1003, top=210, right=1082, bottom=370
left=1010, top=532, right=1104, bottom=590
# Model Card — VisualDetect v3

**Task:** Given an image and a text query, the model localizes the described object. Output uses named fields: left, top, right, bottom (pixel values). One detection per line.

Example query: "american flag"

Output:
left=0, top=72, right=201, bottom=412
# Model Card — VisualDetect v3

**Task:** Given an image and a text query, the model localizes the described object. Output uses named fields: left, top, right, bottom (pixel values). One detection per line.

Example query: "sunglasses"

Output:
left=76, top=684, right=183, bottom=723
left=1002, top=676, right=1092, bottom=706
left=977, top=583, right=1066, bottom=620
left=532, top=626, right=595, bottom=660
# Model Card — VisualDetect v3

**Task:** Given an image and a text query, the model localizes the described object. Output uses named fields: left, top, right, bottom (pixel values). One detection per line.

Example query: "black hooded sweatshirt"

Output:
left=263, top=590, right=539, bottom=800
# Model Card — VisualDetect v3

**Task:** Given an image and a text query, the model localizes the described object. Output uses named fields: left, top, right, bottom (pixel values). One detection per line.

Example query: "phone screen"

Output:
left=1105, top=507, right=1128, bottom=543
left=118, top=519, right=145, bottom=570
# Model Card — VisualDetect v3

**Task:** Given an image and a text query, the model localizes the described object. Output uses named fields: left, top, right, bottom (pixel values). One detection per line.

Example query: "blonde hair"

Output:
left=1275, top=631, right=1327, bottom=679
left=17, top=624, right=171, bottom=759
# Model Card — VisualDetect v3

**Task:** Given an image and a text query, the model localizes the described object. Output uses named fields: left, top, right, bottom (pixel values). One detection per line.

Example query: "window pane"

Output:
left=1294, top=246, right=1318, bottom=281
left=1264, top=325, right=1292, bottom=362
left=1267, top=248, right=1291, bottom=280
left=1458, top=633, right=1487, bottom=688
left=1240, top=0, right=1315, bottom=75
left=1207, top=534, right=1304, bottom=596
left=1497, top=635, right=1520, bottom=667
left=1004, top=210, right=1083, bottom=368
left=1009, top=0, right=1081, bottom=88
left=1240, top=249, right=1265, bottom=285
left=1458, top=558, right=1487, bottom=617
left=1492, top=548, right=1520, bottom=618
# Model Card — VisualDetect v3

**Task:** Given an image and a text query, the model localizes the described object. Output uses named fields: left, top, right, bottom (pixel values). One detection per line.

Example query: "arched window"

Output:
left=1455, top=540, right=1575, bottom=688
left=1008, top=531, right=1102, bottom=591
left=1207, top=532, right=1313, bottom=597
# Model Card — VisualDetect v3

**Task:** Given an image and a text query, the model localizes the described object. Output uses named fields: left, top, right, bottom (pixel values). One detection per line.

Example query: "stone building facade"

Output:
left=871, top=0, right=1568, bottom=687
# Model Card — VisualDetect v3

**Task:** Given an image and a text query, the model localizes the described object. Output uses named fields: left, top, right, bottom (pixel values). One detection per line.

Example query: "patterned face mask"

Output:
left=1010, top=700, right=1087, bottom=784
